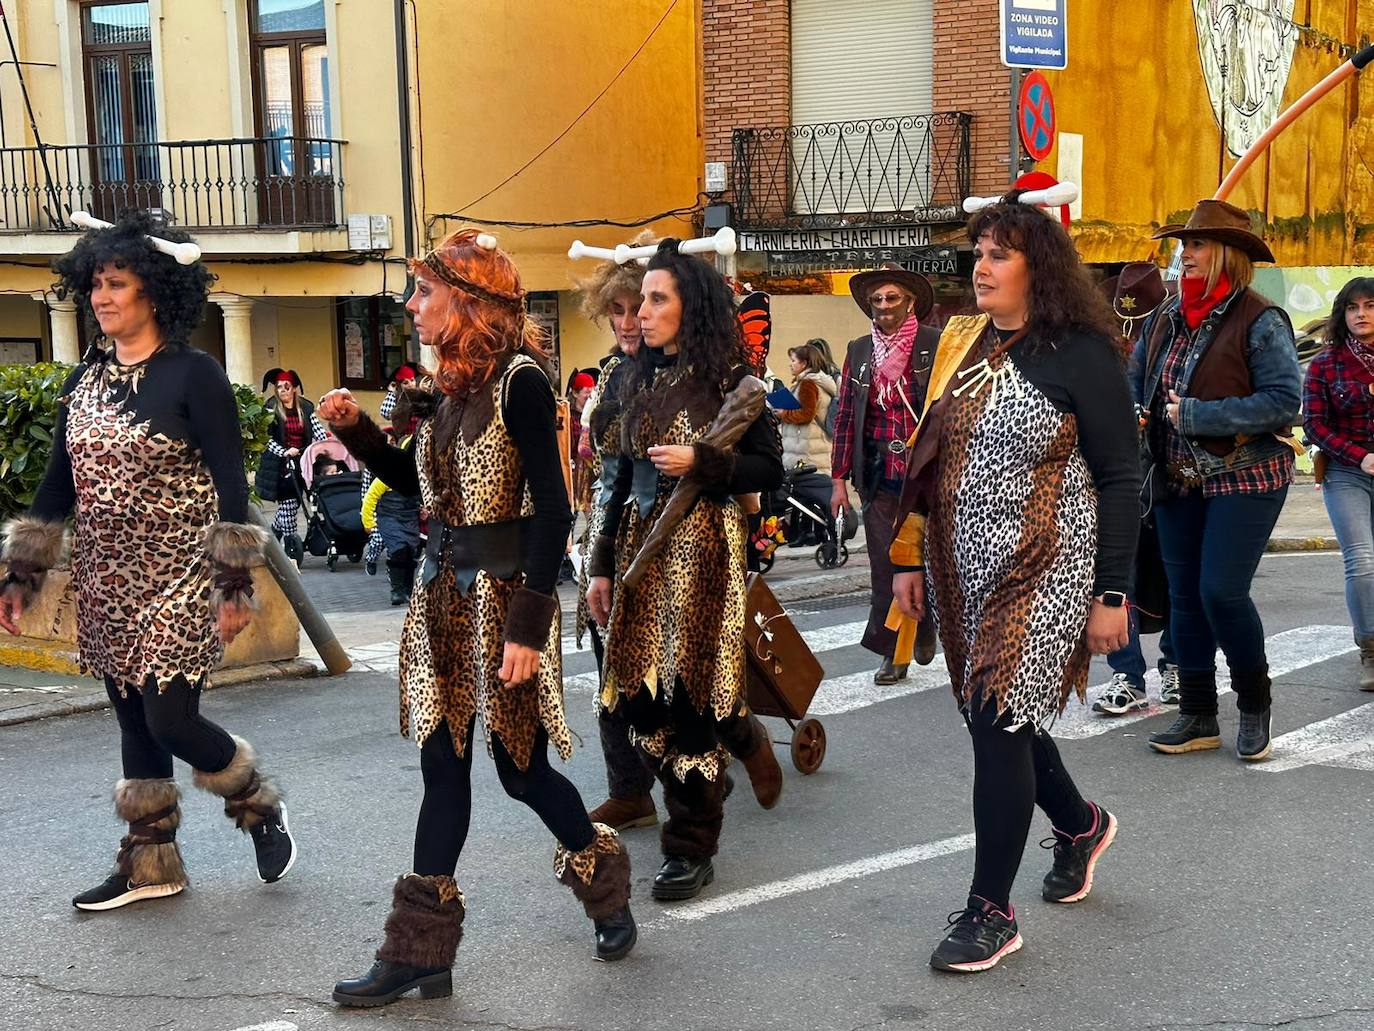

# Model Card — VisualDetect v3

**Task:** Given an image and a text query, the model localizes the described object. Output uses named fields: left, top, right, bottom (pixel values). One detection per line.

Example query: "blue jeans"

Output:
left=1106, top=610, right=1175, bottom=690
left=1154, top=486, right=1287, bottom=710
left=1322, top=461, right=1374, bottom=641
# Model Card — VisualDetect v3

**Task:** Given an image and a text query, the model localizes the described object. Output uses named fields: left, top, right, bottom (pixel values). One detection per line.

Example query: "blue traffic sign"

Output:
left=1000, top=0, right=1068, bottom=71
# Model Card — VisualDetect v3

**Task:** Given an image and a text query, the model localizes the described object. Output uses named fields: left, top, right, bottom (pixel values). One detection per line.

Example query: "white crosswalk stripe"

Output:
left=1256, top=702, right=1374, bottom=772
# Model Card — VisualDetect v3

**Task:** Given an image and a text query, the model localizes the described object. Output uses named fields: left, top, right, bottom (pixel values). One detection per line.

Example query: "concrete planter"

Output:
left=0, top=563, right=300, bottom=677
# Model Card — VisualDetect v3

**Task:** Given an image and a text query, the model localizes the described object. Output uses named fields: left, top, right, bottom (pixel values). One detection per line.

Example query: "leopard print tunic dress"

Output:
left=925, top=354, right=1097, bottom=728
left=64, top=357, right=227, bottom=693
left=398, top=355, right=575, bottom=771
left=599, top=372, right=750, bottom=726
left=575, top=354, right=626, bottom=649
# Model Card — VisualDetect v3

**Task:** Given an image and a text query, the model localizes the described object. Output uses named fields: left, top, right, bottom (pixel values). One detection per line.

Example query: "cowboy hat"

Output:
left=848, top=263, right=935, bottom=320
left=1113, top=262, right=1167, bottom=320
left=1151, top=200, right=1275, bottom=264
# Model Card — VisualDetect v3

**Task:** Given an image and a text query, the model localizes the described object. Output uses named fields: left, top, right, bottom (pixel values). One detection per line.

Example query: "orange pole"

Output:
left=1214, top=44, right=1374, bottom=201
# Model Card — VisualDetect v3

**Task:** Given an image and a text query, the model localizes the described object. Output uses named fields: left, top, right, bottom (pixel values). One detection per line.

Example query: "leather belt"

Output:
left=423, top=517, right=530, bottom=593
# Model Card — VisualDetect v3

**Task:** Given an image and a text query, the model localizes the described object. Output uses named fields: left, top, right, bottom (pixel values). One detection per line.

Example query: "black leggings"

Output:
left=412, top=718, right=596, bottom=878
left=106, top=675, right=239, bottom=781
left=966, top=697, right=1092, bottom=911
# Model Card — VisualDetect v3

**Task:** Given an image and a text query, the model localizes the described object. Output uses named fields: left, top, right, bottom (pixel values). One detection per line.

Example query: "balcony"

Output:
left=730, top=113, right=971, bottom=229
left=0, top=137, right=346, bottom=235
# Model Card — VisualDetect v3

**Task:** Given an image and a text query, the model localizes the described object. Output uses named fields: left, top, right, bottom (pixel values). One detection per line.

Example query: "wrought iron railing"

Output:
left=0, top=137, right=346, bottom=232
left=731, top=113, right=971, bottom=228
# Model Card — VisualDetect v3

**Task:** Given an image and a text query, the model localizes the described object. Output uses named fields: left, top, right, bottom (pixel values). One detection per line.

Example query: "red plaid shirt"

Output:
left=1304, top=344, right=1374, bottom=469
left=1154, top=325, right=1293, bottom=498
left=829, top=353, right=923, bottom=486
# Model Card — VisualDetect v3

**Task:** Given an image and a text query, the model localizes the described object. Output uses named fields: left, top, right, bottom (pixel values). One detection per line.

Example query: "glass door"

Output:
left=82, top=2, right=159, bottom=219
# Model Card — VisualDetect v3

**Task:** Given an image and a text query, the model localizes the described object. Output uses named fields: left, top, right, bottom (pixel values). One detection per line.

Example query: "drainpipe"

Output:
left=393, top=0, right=418, bottom=357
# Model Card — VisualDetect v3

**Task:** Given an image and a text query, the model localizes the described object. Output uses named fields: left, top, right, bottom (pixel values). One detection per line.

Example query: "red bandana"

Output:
left=1179, top=273, right=1232, bottom=331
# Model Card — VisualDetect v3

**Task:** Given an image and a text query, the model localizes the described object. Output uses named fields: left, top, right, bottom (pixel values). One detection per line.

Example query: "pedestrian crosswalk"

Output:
left=341, top=615, right=1373, bottom=776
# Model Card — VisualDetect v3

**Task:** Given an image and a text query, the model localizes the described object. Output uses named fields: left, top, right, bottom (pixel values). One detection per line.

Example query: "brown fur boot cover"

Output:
left=376, top=874, right=466, bottom=968
left=113, top=779, right=188, bottom=888
left=659, top=769, right=726, bottom=860
left=554, top=823, right=631, bottom=920
left=191, top=734, right=281, bottom=830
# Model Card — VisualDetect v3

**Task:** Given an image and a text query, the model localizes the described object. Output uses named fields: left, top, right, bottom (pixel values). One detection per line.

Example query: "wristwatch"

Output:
left=1095, top=591, right=1127, bottom=608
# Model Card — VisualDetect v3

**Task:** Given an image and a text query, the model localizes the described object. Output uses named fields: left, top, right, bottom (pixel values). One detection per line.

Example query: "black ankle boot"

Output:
left=593, top=905, right=637, bottom=961
left=1148, top=713, right=1221, bottom=753
left=651, top=855, right=715, bottom=900
left=1236, top=707, right=1273, bottom=762
left=332, top=960, right=452, bottom=1007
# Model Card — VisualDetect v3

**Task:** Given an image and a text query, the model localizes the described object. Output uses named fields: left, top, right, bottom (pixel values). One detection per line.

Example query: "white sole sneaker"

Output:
left=259, top=805, right=298, bottom=884
left=933, top=932, right=1025, bottom=973
left=74, top=881, right=184, bottom=912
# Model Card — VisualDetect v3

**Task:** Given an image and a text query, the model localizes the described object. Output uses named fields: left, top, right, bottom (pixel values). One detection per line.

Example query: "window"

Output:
left=248, top=0, right=335, bottom=225
left=337, top=297, right=410, bottom=392
left=81, top=1, right=158, bottom=217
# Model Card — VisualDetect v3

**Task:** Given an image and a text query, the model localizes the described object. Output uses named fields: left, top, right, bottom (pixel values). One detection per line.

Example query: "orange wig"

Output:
left=407, top=228, right=548, bottom=396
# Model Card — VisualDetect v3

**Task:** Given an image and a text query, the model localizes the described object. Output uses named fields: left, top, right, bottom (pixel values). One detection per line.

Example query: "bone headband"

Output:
left=69, top=210, right=202, bottom=265
left=416, top=251, right=526, bottom=311
left=567, top=226, right=738, bottom=265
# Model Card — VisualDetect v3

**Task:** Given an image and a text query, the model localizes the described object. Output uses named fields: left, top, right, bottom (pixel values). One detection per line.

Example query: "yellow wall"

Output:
left=0, top=297, right=49, bottom=357
left=1042, top=1, right=1374, bottom=266
left=413, top=0, right=704, bottom=291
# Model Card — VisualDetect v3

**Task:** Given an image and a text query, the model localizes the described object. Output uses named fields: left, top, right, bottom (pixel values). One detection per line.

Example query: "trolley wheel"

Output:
left=757, top=550, right=776, bottom=574
left=815, top=543, right=838, bottom=569
left=327, top=553, right=338, bottom=571
left=836, top=544, right=849, bottom=567
left=348, top=551, right=363, bottom=563
left=790, top=718, right=826, bottom=774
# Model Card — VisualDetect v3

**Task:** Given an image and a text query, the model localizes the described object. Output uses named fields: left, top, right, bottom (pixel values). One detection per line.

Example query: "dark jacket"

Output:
left=254, top=396, right=319, bottom=502
left=836, top=324, right=942, bottom=498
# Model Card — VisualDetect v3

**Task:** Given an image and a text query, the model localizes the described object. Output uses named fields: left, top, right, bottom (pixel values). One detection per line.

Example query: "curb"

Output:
left=1265, top=536, right=1338, bottom=553
left=0, top=657, right=319, bottom=728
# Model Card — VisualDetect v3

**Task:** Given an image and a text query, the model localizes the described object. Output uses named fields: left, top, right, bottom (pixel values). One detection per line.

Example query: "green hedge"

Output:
left=0, top=362, right=276, bottom=521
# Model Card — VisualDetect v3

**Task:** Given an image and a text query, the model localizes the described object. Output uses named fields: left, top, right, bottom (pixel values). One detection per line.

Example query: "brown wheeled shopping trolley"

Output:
left=742, top=573, right=827, bottom=773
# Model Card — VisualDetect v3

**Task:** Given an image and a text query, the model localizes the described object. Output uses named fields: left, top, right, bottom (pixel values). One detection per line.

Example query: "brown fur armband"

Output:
left=204, top=522, right=268, bottom=569
left=586, top=534, right=616, bottom=580
left=503, top=587, right=559, bottom=649
left=2, top=516, right=67, bottom=570
left=688, top=441, right=737, bottom=490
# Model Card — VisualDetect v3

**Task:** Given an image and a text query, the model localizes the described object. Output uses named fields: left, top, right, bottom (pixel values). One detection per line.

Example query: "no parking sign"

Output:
left=1018, top=71, right=1056, bottom=162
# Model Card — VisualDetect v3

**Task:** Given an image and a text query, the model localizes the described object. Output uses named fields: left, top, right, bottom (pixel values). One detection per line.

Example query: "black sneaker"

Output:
left=1236, top=707, right=1273, bottom=762
left=1148, top=713, right=1221, bottom=754
left=72, top=873, right=184, bottom=912
left=250, top=804, right=297, bottom=883
left=929, top=896, right=1023, bottom=974
left=1041, top=802, right=1118, bottom=903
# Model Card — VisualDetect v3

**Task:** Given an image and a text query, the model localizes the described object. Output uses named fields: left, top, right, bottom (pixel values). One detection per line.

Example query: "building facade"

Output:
left=0, top=0, right=703, bottom=405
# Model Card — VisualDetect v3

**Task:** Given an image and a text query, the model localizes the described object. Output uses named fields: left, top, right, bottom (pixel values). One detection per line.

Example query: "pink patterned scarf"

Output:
left=871, top=313, right=919, bottom=408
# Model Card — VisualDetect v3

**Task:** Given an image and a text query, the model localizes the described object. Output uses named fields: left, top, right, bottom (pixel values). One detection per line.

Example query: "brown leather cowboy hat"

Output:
left=1113, top=262, right=1167, bottom=319
left=1151, top=199, right=1275, bottom=264
left=848, top=263, right=935, bottom=320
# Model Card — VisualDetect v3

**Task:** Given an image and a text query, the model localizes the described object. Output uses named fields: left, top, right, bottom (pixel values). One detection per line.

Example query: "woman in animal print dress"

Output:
left=323, top=229, right=635, bottom=1010
left=889, top=194, right=1140, bottom=974
left=0, top=212, right=295, bottom=912
left=585, top=239, right=783, bottom=902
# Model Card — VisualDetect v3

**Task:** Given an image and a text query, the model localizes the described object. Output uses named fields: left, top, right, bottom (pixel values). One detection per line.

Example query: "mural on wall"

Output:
left=1192, top=0, right=1300, bottom=156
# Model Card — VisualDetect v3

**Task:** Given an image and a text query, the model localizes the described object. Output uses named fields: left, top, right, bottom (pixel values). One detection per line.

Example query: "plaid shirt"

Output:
left=1153, top=325, right=1293, bottom=498
left=829, top=352, right=923, bottom=487
left=1304, top=344, right=1374, bottom=469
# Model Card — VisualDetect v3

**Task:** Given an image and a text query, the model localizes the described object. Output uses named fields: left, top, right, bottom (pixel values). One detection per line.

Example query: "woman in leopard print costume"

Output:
left=585, top=240, right=783, bottom=902
left=0, top=212, right=295, bottom=913
left=890, top=194, right=1139, bottom=973
left=324, top=229, right=635, bottom=1009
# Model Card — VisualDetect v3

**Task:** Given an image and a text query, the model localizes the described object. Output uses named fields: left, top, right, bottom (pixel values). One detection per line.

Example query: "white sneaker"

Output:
left=1159, top=664, right=1181, bottom=707
left=1091, top=673, right=1149, bottom=716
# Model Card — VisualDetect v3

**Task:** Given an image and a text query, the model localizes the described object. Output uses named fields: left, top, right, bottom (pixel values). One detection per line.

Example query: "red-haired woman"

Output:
left=321, top=230, right=635, bottom=1009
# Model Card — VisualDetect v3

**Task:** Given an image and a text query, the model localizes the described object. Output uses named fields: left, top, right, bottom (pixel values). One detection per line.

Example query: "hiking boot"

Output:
left=1041, top=802, right=1118, bottom=903
left=1159, top=664, right=1182, bottom=706
left=929, top=896, right=1023, bottom=974
left=1148, top=713, right=1221, bottom=754
left=874, top=656, right=909, bottom=686
left=72, top=873, right=184, bottom=912
left=1091, top=673, right=1148, bottom=716
left=1236, top=707, right=1273, bottom=762
left=250, top=804, right=297, bottom=883
left=1359, top=639, right=1374, bottom=692
left=651, top=856, right=714, bottom=901
left=588, top=795, right=658, bottom=831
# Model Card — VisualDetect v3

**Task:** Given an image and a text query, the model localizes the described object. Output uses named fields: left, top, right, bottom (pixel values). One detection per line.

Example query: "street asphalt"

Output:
left=2, top=550, right=1372, bottom=1031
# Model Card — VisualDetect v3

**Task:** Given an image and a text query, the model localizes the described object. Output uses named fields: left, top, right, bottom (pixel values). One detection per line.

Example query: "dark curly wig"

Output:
left=51, top=211, right=214, bottom=350
left=967, top=191, right=1120, bottom=356
left=621, top=239, right=745, bottom=402
left=1324, top=276, right=1374, bottom=352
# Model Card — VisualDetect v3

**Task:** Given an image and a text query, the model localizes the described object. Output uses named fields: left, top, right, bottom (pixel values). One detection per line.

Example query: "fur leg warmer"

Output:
left=113, top=778, right=188, bottom=888
left=203, top=521, right=268, bottom=569
left=2, top=516, right=68, bottom=607
left=659, top=767, right=726, bottom=861
left=554, top=823, right=631, bottom=921
left=376, top=874, right=466, bottom=968
left=191, top=734, right=281, bottom=830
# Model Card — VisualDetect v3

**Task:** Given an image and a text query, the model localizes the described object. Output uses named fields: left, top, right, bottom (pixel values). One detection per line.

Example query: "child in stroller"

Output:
left=296, top=439, right=368, bottom=570
left=754, top=462, right=856, bottom=573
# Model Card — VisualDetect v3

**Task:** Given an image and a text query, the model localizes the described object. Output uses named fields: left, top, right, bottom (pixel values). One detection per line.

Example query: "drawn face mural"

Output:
left=1192, top=0, right=1299, bottom=156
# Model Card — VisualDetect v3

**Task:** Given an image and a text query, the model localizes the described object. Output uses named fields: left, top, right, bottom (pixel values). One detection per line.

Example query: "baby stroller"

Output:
left=297, top=439, right=368, bottom=570
left=754, top=463, right=855, bottom=573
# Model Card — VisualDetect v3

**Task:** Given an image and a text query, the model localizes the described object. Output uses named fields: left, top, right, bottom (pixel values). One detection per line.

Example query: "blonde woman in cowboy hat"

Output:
left=1132, top=200, right=1302, bottom=762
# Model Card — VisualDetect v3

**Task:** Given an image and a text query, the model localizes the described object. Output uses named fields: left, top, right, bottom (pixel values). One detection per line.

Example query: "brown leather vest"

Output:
left=1145, top=289, right=1279, bottom=457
